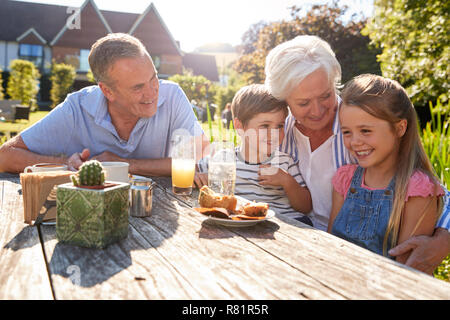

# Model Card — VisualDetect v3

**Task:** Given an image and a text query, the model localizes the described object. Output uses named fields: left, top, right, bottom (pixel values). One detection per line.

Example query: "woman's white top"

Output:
left=293, top=128, right=335, bottom=231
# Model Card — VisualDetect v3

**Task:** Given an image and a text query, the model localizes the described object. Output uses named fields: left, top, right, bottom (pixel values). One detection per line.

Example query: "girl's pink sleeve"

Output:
left=406, top=171, right=445, bottom=201
left=332, top=164, right=358, bottom=199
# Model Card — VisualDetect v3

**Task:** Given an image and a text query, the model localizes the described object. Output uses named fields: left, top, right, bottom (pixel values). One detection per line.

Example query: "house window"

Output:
left=79, top=49, right=90, bottom=72
left=151, top=55, right=161, bottom=70
left=18, top=44, right=43, bottom=68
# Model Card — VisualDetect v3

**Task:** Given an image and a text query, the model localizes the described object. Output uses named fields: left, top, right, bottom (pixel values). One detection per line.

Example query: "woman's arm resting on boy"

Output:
left=327, top=189, right=345, bottom=233
left=389, top=228, right=450, bottom=274
left=0, top=135, right=77, bottom=173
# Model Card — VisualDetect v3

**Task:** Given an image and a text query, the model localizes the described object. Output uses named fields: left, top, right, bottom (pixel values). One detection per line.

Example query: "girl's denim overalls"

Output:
left=331, top=166, right=395, bottom=258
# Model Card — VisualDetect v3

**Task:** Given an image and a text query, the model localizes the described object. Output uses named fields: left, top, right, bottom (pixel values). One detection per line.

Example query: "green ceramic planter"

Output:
left=56, top=182, right=130, bottom=249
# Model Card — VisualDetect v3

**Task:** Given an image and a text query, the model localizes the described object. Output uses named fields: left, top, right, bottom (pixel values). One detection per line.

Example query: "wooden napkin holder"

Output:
left=20, top=171, right=73, bottom=224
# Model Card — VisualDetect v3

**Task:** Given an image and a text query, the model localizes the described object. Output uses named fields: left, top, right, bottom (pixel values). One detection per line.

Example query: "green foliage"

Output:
left=434, top=255, right=449, bottom=282
left=206, top=103, right=214, bottom=142
left=168, top=71, right=217, bottom=107
left=0, top=68, right=4, bottom=100
left=234, top=2, right=380, bottom=84
left=0, top=135, right=7, bottom=146
left=6, top=59, right=40, bottom=106
left=203, top=113, right=239, bottom=146
left=50, top=62, right=76, bottom=107
left=214, top=69, right=245, bottom=112
left=363, top=0, right=449, bottom=106
left=86, top=69, right=96, bottom=83
left=421, top=97, right=450, bottom=186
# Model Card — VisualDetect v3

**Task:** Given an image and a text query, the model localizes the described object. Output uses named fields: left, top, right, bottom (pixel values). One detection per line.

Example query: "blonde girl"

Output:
left=327, top=74, right=444, bottom=269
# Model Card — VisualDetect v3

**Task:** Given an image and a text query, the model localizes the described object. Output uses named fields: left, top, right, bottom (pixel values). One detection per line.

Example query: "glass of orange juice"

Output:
left=170, top=134, right=196, bottom=195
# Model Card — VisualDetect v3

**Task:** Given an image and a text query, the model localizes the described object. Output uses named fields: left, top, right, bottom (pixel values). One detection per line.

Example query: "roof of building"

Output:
left=0, top=0, right=220, bottom=81
left=0, top=0, right=181, bottom=56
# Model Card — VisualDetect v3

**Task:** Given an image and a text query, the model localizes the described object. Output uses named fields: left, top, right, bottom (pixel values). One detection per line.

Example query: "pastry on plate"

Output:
left=198, top=185, right=237, bottom=212
left=194, top=207, right=230, bottom=219
left=242, top=202, right=269, bottom=217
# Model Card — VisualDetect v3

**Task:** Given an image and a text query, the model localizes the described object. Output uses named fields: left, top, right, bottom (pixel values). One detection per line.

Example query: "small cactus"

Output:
left=71, top=160, right=105, bottom=187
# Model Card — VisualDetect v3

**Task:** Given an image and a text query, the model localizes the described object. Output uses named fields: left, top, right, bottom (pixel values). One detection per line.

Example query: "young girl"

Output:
left=327, top=74, right=444, bottom=269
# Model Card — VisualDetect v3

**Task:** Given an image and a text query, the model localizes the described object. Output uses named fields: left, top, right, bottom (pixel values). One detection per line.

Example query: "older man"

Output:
left=0, top=33, right=208, bottom=177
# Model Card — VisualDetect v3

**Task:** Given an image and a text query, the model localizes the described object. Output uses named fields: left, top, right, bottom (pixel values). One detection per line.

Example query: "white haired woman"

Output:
left=264, top=35, right=449, bottom=274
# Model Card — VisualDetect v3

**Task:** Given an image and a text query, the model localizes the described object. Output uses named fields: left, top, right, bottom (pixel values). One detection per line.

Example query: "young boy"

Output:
left=198, top=84, right=313, bottom=225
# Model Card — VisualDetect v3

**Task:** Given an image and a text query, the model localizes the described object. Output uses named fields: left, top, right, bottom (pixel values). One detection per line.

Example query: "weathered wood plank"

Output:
left=0, top=178, right=53, bottom=299
left=1, top=180, right=25, bottom=222
left=3, top=173, right=448, bottom=300
left=129, top=185, right=345, bottom=299
left=231, top=214, right=450, bottom=300
left=39, top=223, right=205, bottom=300
left=40, top=180, right=344, bottom=299
left=160, top=181, right=450, bottom=300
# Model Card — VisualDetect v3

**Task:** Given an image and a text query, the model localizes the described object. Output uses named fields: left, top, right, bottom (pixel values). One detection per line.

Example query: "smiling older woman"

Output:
left=265, top=35, right=450, bottom=274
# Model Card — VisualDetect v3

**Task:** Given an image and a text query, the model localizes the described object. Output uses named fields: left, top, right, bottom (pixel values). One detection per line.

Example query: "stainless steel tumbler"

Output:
left=129, top=177, right=155, bottom=217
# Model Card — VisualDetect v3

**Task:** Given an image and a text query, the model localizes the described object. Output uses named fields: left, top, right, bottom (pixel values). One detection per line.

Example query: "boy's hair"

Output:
left=341, top=74, right=442, bottom=255
left=231, top=84, right=288, bottom=126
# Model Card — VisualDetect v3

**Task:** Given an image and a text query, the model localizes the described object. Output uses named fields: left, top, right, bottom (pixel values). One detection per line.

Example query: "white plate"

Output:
left=41, top=219, right=56, bottom=226
left=206, top=209, right=275, bottom=227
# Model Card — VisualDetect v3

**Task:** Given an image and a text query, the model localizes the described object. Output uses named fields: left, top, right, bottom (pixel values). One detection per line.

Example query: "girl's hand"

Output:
left=258, top=164, right=289, bottom=187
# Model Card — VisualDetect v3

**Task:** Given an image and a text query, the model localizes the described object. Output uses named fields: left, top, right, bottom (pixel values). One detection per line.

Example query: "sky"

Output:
left=14, top=0, right=374, bottom=52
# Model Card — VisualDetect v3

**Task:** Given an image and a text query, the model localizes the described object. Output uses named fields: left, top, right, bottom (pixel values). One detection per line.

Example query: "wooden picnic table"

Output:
left=1, top=172, right=449, bottom=301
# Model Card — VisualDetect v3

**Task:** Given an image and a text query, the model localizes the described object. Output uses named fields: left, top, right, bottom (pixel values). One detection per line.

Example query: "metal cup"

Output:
left=129, top=177, right=155, bottom=217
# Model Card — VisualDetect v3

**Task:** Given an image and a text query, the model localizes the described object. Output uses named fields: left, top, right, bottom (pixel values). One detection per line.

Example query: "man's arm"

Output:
left=90, top=150, right=170, bottom=176
left=91, top=133, right=210, bottom=177
left=0, top=135, right=68, bottom=173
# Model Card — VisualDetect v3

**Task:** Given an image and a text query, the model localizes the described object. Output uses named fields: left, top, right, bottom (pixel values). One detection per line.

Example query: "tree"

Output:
left=239, top=21, right=269, bottom=55
left=6, top=59, right=40, bottom=106
left=50, top=62, right=76, bottom=107
left=86, top=69, right=96, bottom=83
left=214, top=69, right=246, bottom=112
left=234, top=2, right=380, bottom=85
left=168, top=71, right=217, bottom=108
left=363, top=0, right=449, bottom=107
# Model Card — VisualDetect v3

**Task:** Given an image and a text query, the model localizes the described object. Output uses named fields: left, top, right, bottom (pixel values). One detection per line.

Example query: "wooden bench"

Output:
left=0, top=100, right=21, bottom=121
left=14, top=104, right=30, bottom=120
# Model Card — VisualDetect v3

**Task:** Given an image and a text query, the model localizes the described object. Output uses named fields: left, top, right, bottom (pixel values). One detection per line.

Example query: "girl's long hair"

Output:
left=341, top=74, right=442, bottom=256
